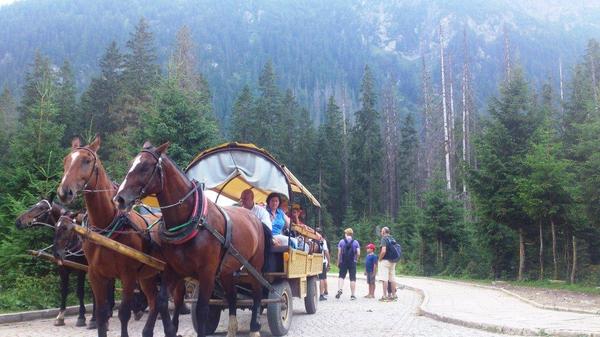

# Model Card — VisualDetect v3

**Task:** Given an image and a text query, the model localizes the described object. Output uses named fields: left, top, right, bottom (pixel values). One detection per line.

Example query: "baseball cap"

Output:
left=366, top=243, right=375, bottom=250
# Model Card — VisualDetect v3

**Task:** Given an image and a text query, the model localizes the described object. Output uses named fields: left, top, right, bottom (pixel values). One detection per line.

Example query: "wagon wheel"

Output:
left=267, top=280, right=293, bottom=336
left=304, top=276, right=318, bottom=314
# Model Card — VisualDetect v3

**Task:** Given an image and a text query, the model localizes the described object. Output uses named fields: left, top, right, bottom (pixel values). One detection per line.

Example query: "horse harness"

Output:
left=157, top=182, right=275, bottom=293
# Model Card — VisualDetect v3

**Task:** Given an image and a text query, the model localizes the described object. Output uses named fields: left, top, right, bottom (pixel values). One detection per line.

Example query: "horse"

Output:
left=15, top=197, right=112, bottom=328
left=114, top=141, right=267, bottom=337
left=56, top=136, right=183, bottom=337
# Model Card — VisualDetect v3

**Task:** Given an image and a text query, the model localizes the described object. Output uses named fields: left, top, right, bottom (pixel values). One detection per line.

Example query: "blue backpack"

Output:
left=385, top=237, right=402, bottom=263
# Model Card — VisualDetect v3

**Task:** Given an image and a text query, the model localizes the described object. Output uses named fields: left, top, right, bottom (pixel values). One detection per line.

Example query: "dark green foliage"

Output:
left=80, top=41, right=124, bottom=141
left=139, top=77, right=221, bottom=167
left=349, top=65, right=382, bottom=217
left=316, top=96, right=346, bottom=228
left=398, top=112, right=418, bottom=199
left=56, top=60, right=79, bottom=146
left=229, top=85, right=256, bottom=141
left=0, top=52, right=65, bottom=298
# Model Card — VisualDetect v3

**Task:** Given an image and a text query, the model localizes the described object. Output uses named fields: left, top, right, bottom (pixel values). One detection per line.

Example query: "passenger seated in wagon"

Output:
left=266, top=192, right=299, bottom=249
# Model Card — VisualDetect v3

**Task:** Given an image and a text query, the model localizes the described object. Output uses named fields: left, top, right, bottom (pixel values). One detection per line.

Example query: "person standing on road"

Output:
left=364, top=243, right=378, bottom=298
left=336, top=228, right=360, bottom=300
left=378, top=226, right=398, bottom=301
left=317, top=227, right=330, bottom=301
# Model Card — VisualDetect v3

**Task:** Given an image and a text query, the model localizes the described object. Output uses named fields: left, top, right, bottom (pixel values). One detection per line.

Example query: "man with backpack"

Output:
left=335, top=228, right=360, bottom=300
left=378, top=226, right=401, bottom=301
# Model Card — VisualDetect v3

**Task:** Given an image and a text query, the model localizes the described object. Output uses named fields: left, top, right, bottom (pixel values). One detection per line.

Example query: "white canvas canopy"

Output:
left=186, top=143, right=321, bottom=207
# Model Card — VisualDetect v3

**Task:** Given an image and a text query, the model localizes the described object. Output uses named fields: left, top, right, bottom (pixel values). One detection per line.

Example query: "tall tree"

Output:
left=440, top=25, right=452, bottom=190
left=79, top=41, right=124, bottom=159
left=317, top=96, right=346, bottom=228
left=0, top=86, right=17, bottom=153
left=253, top=60, right=281, bottom=150
left=139, top=77, right=221, bottom=167
left=381, top=79, right=400, bottom=218
left=121, top=18, right=160, bottom=127
left=229, top=85, right=256, bottom=142
left=56, top=60, right=78, bottom=145
left=350, top=65, right=382, bottom=217
left=398, top=112, right=419, bottom=201
left=469, top=68, right=540, bottom=280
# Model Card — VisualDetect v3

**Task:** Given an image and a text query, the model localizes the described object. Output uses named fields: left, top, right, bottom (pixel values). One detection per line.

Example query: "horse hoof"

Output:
left=249, top=331, right=261, bottom=337
left=53, top=318, right=65, bottom=326
left=75, top=317, right=86, bottom=327
left=87, top=321, right=97, bottom=330
left=134, top=310, right=144, bottom=321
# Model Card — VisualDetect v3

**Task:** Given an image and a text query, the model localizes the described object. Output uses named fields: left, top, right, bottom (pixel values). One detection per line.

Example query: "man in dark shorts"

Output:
left=335, top=228, right=360, bottom=300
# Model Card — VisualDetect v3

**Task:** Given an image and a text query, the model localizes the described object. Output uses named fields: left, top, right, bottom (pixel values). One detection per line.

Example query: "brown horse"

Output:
left=56, top=136, right=182, bottom=337
left=114, top=142, right=266, bottom=337
left=15, top=198, right=114, bottom=328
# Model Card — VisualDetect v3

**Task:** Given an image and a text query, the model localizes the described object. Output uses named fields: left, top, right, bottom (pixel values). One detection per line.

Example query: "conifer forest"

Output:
left=2, top=0, right=600, bottom=311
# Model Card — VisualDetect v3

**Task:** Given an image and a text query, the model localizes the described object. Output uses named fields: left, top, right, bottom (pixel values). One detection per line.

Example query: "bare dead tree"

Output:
left=440, top=24, right=452, bottom=190
left=503, top=25, right=511, bottom=81
left=381, top=78, right=400, bottom=218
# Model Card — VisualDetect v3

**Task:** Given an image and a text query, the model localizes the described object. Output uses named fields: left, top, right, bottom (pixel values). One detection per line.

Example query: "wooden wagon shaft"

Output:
left=27, top=249, right=88, bottom=273
left=185, top=298, right=285, bottom=306
left=70, top=224, right=166, bottom=271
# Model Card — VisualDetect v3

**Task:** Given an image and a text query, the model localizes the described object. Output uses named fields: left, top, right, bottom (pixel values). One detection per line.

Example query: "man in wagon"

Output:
left=240, top=188, right=272, bottom=231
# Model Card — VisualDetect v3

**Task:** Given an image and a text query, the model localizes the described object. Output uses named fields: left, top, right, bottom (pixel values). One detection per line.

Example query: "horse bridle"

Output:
left=133, top=149, right=197, bottom=210
left=29, top=199, right=55, bottom=229
left=66, top=147, right=103, bottom=193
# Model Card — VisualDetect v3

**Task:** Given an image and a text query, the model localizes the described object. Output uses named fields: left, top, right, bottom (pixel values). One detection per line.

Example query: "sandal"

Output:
left=335, top=290, right=342, bottom=299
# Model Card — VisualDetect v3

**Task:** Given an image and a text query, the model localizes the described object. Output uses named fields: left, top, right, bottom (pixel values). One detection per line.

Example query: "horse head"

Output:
left=114, top=141, right=170, bottom=212
left=16, top=196, right=58, bottom=229
left=53, top=214, right=78, bottom=264
left=57, top=135, right=101, bottom=204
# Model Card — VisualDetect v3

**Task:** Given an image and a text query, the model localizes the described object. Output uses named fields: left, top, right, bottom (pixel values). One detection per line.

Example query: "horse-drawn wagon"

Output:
left=55, top=139, right=324, bottom=337
left=179, top=143, right=325, bottom=336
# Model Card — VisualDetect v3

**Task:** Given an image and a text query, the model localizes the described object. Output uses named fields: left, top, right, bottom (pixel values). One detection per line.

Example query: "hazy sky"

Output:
left=0, top=0, right=18, bottom=6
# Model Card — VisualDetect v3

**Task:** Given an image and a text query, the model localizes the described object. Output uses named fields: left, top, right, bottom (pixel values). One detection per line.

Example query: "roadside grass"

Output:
left=430, top=275, right=600, bottom=295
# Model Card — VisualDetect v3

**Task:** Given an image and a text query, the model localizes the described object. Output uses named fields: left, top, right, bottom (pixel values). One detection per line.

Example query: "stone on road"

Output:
left=397, top=276, right=600, bottom=336
left=0, top=277, right=517, bottom=337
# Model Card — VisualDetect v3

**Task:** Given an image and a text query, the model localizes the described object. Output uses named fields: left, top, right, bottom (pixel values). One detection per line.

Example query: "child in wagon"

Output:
left=364, top=243, right=378, bottom=298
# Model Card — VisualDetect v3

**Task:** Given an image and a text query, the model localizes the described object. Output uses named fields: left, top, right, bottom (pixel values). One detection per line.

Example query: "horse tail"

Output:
left=262, top=222, right=272, bottom=273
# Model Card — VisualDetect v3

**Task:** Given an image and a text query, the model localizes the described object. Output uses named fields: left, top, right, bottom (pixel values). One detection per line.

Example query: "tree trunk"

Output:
left=565, top=234, right=571, bottom=280
left=539, top=222, right=544, bottom=280
left=551, top=218, right=558, bottom=280
left=571, top=235, right=577, bottom=284
left=518, top=227, right=525, bottom=281
left=440, top=25, right=452, bottom=190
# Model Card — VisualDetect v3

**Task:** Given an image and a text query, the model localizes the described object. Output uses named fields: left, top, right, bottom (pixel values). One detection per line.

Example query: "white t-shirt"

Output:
left=251, top=205, right=272, bottom=230
left=322, top=239, right=329, bottom=264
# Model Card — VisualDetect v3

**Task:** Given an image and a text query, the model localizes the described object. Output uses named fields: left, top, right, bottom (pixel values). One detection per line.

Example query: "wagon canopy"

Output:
left=185, top=142, right=321, bottom=207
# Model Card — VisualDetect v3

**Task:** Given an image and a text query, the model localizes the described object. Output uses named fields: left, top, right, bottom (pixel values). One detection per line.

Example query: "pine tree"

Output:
left=139, top=77, right=221, bottom=167
left=253, top=60, right=281, bottom=150
left=0, top=52, right=64, bottom=278
left=121, top=18, right=160, bottom=128
left=350, top=65, right=382, bottom=217
left=0, top=86, right=17, bottom=155
left=229, top=85, right=256, bottom=142
left=79, top=41, right=124, bottom=160
left=423, top=176, right=463, bottom=270
left=398, top=112, right=419, bottom=203
left=56, top=60, right=79, bottom=145
left=317, top=96, right=346, bottom=229
left=469, top=68, right=540, bottom=280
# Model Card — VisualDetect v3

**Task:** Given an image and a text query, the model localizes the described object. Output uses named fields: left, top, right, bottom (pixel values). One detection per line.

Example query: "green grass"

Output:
left=431, top=275, right=600, bottom=295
